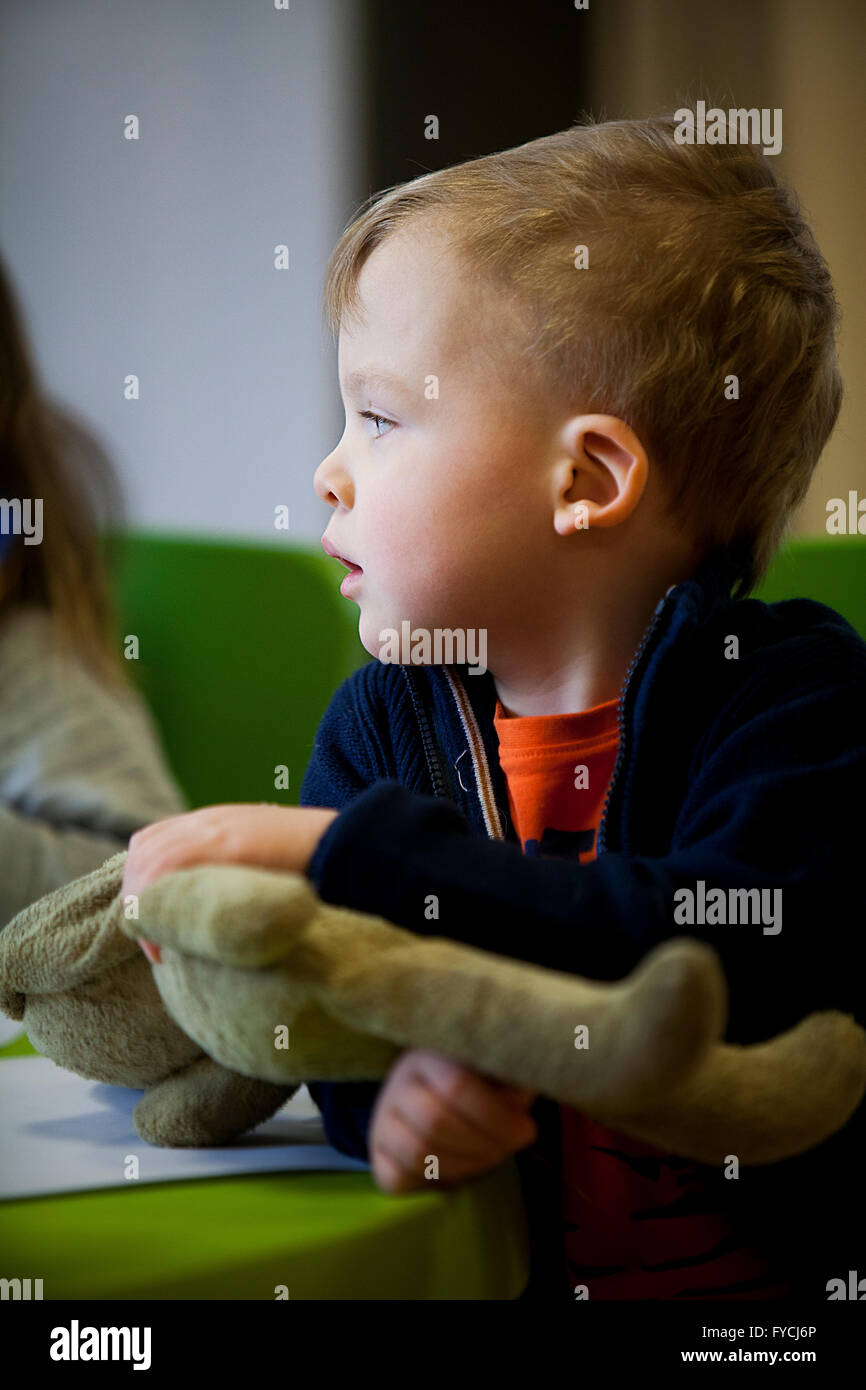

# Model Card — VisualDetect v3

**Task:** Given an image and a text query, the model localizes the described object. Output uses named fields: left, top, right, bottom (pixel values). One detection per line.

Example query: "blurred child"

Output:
left=0, top=251, right=187, bottom=930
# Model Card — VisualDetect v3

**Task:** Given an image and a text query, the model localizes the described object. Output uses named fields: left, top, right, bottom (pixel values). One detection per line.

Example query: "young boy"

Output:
left=128, top=113, right=864, bottom=1300
left=299, top=112, right=863, bottom=1302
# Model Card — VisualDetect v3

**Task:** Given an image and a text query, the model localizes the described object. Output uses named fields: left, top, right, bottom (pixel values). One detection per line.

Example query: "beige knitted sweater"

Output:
left=0, top=603, right=187, bottom=927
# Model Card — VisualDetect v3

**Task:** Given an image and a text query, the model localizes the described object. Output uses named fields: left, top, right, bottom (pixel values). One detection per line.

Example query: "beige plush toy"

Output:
left=0, top=849, right=864, bottom=1165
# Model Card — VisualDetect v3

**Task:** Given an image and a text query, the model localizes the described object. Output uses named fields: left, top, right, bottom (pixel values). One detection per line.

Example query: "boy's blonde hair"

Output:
left=323, top=113, right=843, bottom=598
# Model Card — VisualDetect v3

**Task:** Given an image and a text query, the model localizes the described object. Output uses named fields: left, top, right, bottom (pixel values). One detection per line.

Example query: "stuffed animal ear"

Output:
left=593, top=1009, right=866, bottom=1165
left=0, top=851, right=134, bottom=1017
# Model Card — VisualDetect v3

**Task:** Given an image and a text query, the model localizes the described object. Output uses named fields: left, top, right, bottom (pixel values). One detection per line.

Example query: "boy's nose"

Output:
left=313, top=453, right=354, bottom=509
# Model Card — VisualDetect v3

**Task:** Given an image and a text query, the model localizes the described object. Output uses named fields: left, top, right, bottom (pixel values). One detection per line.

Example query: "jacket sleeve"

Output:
left=305, top=667, right=865, bottom=1047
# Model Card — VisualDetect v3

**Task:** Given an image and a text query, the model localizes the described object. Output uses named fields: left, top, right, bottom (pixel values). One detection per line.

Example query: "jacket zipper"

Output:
left=402, top=585, right=675, bottom=852
left=441, top=665, right=507, bottom=839
left=595, top=592, right=674, bottom=856
left=400, top=667, right=448, bottom=798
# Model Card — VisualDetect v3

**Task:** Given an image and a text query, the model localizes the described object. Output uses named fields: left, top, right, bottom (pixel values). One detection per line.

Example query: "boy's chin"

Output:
left=357, top=610, right=385, bottom=660
left=359, top=609, right=411, bottom=664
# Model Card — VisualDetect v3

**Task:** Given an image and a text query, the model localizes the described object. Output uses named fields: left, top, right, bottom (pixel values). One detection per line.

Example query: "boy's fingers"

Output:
left=375, top=1107, right=435, bottom=1176
left=372, top=1106, right=510, bottom=1190
left=391, top=1082, right=512, bottom=1161
left=494, top=1082, right=537, bottom=1108
left=407, top=1052, right=538, bottom=1146
left=370, top=1134, right=422, bottom=1194
left=371, top=1107, right=447, bottom=1191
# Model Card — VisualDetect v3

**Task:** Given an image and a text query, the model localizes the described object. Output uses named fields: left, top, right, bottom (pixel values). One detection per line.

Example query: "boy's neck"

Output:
left=493, top=632, right=644, bottom=719
left=492, top=556, right=694, bottom=718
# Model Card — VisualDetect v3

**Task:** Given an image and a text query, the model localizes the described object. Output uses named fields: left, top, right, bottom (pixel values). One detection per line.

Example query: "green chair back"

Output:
left=104, top=531, right=369, bottom=808
left=750, top=535, right=866, bottom=637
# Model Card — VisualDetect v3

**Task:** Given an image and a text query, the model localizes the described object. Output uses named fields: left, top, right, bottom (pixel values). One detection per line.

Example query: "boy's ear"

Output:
left=552, top=414, right=648, bottom=536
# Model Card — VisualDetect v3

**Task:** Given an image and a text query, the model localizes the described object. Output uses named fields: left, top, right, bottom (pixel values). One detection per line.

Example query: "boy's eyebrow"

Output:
left=342, top=368, right=410, bottom=400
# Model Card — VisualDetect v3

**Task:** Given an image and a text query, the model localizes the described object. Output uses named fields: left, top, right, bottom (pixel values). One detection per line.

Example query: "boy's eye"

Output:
left=358, top=410, right=395, bottom=438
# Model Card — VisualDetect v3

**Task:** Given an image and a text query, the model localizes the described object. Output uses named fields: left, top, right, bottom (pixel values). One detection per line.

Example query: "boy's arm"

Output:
left=304, top=665, right=864, bottom=1047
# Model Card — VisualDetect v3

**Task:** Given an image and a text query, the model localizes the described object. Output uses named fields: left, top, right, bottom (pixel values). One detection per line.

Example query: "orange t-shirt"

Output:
left=493, top=696, right=791, bottom=1299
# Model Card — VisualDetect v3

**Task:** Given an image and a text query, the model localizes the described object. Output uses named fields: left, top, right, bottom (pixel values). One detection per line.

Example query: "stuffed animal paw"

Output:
left=0, top=851, right=297, bottom=1146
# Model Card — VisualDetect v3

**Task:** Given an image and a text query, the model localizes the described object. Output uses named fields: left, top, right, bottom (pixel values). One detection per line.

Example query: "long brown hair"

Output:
left=0, top=248, right=128, bottom=688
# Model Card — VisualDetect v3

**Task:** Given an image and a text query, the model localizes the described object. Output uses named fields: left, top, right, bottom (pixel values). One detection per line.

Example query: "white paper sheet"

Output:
left=0, top=1056, right=369, bottom=1201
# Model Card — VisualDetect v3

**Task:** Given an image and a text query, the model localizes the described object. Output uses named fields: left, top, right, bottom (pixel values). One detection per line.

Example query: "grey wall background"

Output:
left=0, top=0, right=363, bottom=545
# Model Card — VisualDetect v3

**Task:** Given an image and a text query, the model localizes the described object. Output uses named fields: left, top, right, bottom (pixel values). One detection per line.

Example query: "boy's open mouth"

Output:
left=321, top=535, right=362, bottom=573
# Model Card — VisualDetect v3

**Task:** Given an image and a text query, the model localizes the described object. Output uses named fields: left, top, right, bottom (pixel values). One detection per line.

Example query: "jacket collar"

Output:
left=419, top=547, right=740, bottom=846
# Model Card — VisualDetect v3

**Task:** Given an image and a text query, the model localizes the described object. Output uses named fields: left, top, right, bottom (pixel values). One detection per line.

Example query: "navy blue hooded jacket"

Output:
left=300, top=546, right=865, bottom=1300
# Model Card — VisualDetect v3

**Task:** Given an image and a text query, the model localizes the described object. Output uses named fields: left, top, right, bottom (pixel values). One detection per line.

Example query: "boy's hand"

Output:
left=124, top=803, right=338, bottom=963
left=368, top=1048, right=538, bottom=1194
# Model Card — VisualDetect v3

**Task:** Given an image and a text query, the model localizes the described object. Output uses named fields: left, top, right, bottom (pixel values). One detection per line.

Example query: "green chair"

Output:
left=750, top=534, right=866, bottom=640
left=102, top=530, right=371, bottom=808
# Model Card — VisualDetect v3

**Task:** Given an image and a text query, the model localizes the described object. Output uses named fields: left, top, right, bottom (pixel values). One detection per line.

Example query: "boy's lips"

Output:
left=339, top=568, right=362, bottom=597
left=321, top=535, right=363, bottom=574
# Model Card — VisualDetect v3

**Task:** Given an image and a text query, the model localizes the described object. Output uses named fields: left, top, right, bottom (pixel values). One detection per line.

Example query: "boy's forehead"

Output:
left=353, top=229, right=461, bottom=337
left=340, top=225, right=513, bottom=386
